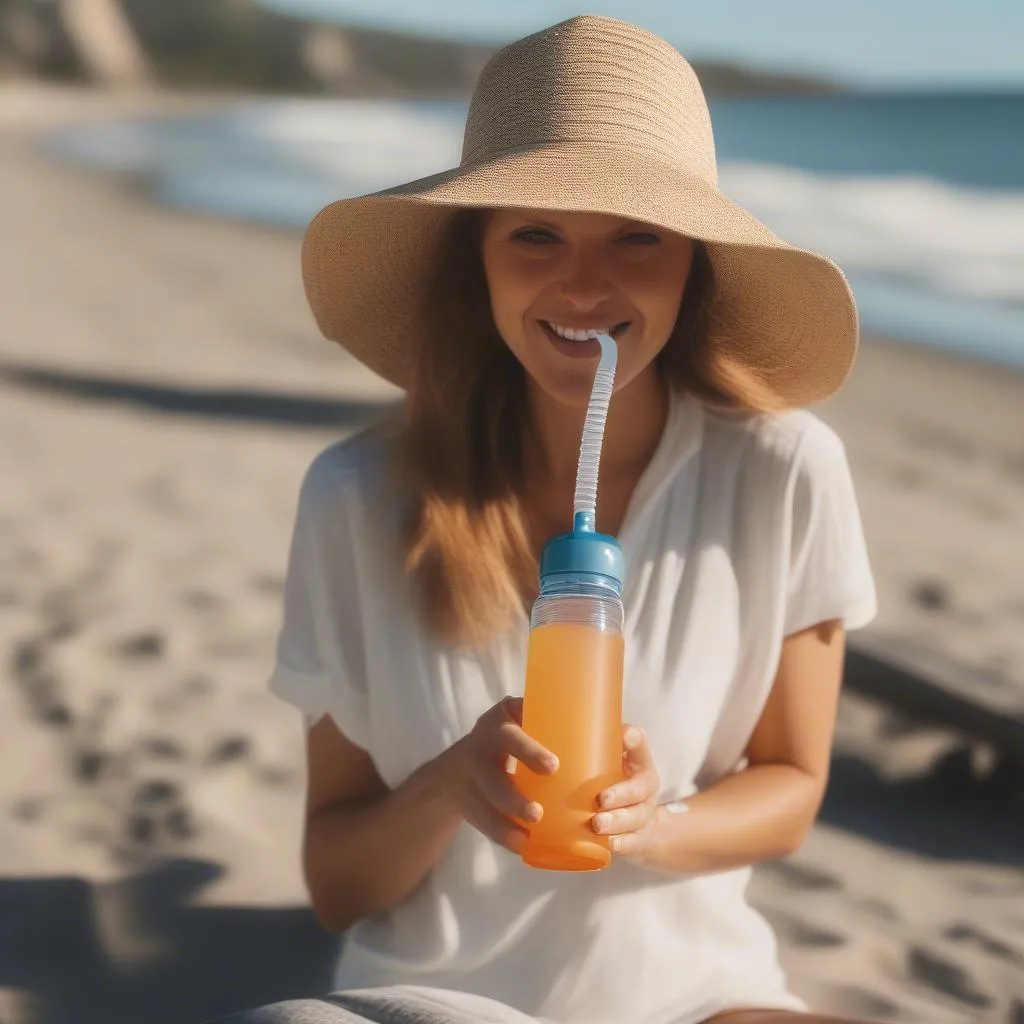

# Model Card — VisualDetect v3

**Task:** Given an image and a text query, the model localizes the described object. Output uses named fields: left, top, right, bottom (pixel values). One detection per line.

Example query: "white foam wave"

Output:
left=719, top=163, right=1024, bottom=308
left=47, top=99, right=1024, bottom=312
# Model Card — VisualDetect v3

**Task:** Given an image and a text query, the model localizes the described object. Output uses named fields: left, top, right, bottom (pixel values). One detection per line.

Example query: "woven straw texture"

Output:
left=300, top=15, right=859, bottom=406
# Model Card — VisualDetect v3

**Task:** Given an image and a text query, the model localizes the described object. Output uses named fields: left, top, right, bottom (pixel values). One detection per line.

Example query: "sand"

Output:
left=0, top=83, right=1021, bottom=1024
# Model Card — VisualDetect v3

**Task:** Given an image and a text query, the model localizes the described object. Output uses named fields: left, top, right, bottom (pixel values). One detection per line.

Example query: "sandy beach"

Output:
left=0, top=83, right=1021, bottom=1024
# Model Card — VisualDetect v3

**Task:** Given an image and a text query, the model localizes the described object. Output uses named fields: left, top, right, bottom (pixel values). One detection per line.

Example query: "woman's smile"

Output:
left=537, top=319, right=634, bottom=359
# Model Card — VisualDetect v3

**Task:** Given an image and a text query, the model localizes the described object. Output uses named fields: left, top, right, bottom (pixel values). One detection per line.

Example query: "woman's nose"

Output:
left=559, top=248, right=612, bottom=309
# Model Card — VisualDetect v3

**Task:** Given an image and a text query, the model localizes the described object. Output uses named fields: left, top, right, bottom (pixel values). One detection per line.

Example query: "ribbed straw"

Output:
left=573, top=334, right=618, bottom=525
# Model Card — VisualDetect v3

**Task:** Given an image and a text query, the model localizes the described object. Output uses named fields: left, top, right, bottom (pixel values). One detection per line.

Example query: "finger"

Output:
left=496, top=720, right=558, bottom=776
left=608, top=831, right=645, bottom=858
left=476, top=701, right=556, bottom=775
left=499, top=695, right=523, bottom=725
left=622, top=725, right=654, bottom=772
left=464, top=787, right=529, bottom=854
left=591, top=801, right=653, bottom=837
left=475, top=765, right=543, bottom=825
left=478, top=696, right=523, bottom=730
left=596, top=769, right=658, bottom=811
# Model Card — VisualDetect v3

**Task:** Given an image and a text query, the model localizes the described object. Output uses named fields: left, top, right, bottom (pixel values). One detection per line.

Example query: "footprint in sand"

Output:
left=10, top=636, right=73, bottom=729
left=10, top=798, right=45, bottom=824
left=770, top=911, right=847, bottom=949
left=73, top=748, right=109, bottom=784
left=207, top=736, right=251, bottom=765
left=853, top=897, right=902, bottom=925
left=250, top=574, right=284, bottom=596
left=910, top=578, right=952, bottom=614
left=139, top=736, right=187, bottom=761
left=944, top=923, right=1024, bottom=967
left=181, top=673, right=214, bottom=698
left=908, top=946, right=995, bottom=1011
left=759, top=860, right=842, bottom=892
left=823, top=986, right=900, bottom=1021
left=888, top=463, right=927, bottom=490
left=181, top=587, right=222, bottom=611
left=122, top=778, right=198, bottom=851
left=115, top=632, right=165, bottom=660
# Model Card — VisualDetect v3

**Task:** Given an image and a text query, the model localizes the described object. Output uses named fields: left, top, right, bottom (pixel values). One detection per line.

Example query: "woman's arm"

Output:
left=302, top=714, right=464, bottom=932
left=615, top=618, right=846, bottom=875
left=302, top=697, right=558, bottom=932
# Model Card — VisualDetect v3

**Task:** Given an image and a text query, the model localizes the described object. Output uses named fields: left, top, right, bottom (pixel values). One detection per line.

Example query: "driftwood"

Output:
left=846, top=638, right=1024, bottom=776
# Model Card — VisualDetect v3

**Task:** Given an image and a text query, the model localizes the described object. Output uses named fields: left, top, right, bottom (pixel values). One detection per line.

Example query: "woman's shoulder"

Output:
left=702, top=405, right=847, bottom=472
left=296, top=417, right=399, bottom=516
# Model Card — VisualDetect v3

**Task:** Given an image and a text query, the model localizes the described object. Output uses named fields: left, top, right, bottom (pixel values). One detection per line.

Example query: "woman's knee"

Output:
left=205, top=998, right=350, bottom=1024
left=704, top=1011, right=871, bottom=1023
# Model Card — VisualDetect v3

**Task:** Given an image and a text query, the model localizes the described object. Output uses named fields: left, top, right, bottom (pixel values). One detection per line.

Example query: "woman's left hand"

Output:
left=592, top=725, right=662, bottom=861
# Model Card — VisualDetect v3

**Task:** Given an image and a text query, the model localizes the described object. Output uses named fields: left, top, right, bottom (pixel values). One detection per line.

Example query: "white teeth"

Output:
left=547, top=323, right=611, bottom=341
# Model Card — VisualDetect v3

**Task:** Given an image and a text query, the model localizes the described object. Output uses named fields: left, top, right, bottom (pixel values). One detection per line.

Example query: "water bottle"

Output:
left=517, top=334, right=625, bottom=872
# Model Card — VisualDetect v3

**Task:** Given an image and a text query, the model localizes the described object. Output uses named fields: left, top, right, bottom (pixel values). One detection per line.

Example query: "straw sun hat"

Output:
left=301, top=14, right=859, bottom=406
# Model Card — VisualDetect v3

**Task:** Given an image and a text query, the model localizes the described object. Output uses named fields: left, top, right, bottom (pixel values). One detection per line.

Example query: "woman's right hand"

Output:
left=433, top=696, right=558, bottom=854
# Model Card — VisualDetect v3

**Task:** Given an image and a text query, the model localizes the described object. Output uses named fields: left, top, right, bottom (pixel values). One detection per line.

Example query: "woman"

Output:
left=233, top=15, right=878, bottom=1024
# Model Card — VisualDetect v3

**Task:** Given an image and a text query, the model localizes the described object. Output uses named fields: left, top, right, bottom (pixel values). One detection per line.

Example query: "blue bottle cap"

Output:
left=538, top=511, right=625, bottom=595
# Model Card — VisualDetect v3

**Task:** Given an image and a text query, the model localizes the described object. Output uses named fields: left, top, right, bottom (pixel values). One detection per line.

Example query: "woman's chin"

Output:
left=529, top=372, right=600, bottom=410
left=529, top=360, right=646, bottom=410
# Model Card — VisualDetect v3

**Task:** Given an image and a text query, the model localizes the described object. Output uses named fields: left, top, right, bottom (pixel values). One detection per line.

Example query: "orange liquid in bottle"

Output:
left=518, top=622, right=624, bottom=871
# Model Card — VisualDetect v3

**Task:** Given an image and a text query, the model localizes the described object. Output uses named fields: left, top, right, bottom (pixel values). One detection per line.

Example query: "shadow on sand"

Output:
left=0, top=859, right=341, bottom=1024
left=0, top=361, right=396, bottom=429
left=2, top=655, right=1020, bottom=1024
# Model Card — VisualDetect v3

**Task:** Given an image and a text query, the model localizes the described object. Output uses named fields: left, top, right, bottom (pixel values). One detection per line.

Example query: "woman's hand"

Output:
left=433, top=696, right=557, bottom=854
left=592, top=725, right=662, bottom=861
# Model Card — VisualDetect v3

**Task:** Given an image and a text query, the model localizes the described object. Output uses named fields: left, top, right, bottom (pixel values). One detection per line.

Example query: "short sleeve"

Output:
left=268, top=446, right=372, bottom=749
left=784, top=420, right=878, bottom=637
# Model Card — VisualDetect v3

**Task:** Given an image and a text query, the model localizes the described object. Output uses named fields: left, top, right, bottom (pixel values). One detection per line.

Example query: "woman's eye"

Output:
left=511, top=229, right=560, bottom=244
left=618, top=232, right=660, bottom=245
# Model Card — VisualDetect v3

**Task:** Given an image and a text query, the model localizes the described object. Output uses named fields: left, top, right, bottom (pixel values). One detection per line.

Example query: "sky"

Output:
left=258, top=0, right=1024, bottom=89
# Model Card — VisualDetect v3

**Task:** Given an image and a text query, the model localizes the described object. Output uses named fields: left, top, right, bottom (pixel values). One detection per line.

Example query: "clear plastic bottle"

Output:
left=518, top=520, right=626, bottom=871
left=517, top=332, right=624, bottom=872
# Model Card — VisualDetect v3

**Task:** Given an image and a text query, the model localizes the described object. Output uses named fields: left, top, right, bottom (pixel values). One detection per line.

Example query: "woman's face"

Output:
left=480, top=208, right=696, bottom=407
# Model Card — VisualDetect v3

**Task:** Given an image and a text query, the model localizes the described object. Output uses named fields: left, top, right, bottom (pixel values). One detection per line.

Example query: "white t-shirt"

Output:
left=269, top=389, right=878, bottom=1024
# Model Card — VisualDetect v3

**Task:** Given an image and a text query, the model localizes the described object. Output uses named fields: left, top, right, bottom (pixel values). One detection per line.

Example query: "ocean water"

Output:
left=44, top=93, right=1024, bottom=369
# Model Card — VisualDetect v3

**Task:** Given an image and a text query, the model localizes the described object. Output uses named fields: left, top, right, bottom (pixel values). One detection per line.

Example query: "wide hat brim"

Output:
left=301, top=139, right=859, bottom=407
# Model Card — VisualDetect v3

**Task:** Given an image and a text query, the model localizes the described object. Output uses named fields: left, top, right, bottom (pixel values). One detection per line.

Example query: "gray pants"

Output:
left=208, top=986, right=550, bottom=1024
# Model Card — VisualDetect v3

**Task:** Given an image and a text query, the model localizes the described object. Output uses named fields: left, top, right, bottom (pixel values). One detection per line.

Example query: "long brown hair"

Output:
left=397, top=209, right=783, bottom=646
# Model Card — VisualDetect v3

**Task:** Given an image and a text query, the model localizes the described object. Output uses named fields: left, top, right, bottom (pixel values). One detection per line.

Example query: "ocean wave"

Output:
left=720, top=164, right=1024, bottom=308
left=45, top=99, right=1024, bottom=316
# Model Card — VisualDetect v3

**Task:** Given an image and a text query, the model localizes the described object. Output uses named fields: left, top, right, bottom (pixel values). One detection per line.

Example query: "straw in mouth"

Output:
left=572, top=332, right=619, bottom=533
left=541, top=321, right=632, bottom=344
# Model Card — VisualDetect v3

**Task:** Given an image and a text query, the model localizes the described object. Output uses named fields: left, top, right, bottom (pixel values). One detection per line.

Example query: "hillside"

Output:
left=0, top=0, right=841, bottom=97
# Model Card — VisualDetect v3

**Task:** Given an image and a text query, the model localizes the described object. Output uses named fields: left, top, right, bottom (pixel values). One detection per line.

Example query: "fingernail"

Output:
left=542, top=755, right=558, bottom=773
left=599, top=789, right=614, bottom=809
left=593, top=813, right=610, bottom=833
left=610, top=836, right=622, bottom=852
left=625, top=727, right=641, bottom=749
left=525, top=802, right=542, bottom=823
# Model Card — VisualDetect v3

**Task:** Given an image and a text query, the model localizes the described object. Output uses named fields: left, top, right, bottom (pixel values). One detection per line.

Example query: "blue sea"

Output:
left=44, top=92, right=1024, bottom=369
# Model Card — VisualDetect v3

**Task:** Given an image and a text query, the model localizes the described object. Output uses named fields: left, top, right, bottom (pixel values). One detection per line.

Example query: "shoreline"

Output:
left=8, top=78, right=1023, bottom=382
